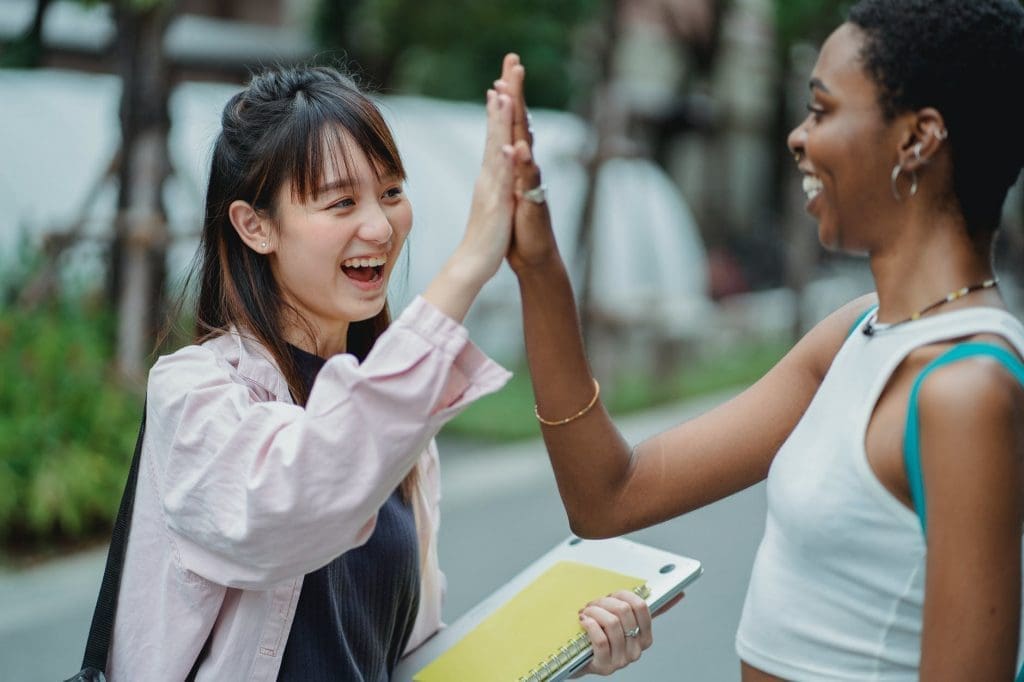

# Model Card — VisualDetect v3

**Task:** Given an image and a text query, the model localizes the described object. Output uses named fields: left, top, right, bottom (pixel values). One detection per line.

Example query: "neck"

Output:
left=868, top=209, right=999, bottom=323
left=282, top=317, right=348, bottom=358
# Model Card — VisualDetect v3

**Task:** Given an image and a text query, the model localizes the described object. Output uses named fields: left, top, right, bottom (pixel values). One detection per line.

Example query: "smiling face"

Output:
left=788, top=23, right=906, bottom=253
left=267, top=131, right=412, bottom=350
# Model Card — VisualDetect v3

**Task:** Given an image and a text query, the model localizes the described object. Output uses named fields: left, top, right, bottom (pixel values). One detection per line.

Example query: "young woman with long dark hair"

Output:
left=105, top=65, right=649, bottom=680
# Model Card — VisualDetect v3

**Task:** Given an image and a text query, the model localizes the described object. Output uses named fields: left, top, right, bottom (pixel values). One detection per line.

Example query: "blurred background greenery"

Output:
left=0, top=278, right=140, bottom=558
left=313, top=0, right=602, bottom=110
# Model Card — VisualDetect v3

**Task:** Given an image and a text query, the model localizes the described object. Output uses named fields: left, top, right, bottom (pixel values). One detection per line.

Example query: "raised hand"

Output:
left=458, top=86, right=518, bottom=282
left=493, top=54, right=561, bottom=274
left=422, top=83, right=517, bottom=321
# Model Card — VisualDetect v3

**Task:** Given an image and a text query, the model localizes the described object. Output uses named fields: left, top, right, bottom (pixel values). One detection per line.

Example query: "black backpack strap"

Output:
left=78, top=403, right=147, bottom=674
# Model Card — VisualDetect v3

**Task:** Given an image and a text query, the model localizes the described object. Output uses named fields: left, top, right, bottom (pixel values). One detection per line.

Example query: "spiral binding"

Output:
left=517, top=584, right=651, bottom=682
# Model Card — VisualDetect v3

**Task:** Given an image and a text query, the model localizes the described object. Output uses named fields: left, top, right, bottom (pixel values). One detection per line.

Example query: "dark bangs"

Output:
left=250, top=77, right=405, bottom=211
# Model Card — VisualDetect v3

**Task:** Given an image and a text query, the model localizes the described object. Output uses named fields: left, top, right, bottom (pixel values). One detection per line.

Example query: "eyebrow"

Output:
left=317, top=179, right=356, bottom=195
left=809, top=77, right=831, bottom=94
left=317, top=172, right=402, bottom=196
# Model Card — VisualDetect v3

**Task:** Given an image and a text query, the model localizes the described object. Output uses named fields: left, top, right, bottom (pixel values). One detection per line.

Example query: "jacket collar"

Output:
left=204, top=327, right=293, bottom=404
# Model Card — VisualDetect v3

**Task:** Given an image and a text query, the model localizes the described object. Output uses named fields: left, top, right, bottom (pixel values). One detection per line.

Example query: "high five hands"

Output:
left=491, top=53, right=667, bottom=676
left=492, top=54, right=561, bottom=275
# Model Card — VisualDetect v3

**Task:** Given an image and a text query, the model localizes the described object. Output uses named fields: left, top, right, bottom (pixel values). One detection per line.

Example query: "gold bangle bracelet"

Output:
left=534, top=379, right=601, bottom=426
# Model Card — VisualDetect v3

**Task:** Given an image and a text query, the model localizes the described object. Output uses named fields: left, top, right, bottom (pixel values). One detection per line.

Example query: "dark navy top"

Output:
left=277, top=344, right=420, bottom=681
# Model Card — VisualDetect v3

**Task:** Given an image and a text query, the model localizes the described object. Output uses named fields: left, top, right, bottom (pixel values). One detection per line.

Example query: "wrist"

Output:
left=422, top=247, right=492, bottom=323
left=514, top=252, right=567, bottom=286
left=446, top=243, right=495, bottom=291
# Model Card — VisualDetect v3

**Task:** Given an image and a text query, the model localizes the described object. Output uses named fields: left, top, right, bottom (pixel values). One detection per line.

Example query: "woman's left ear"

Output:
left=228, top=199, right=275, bottom=254
left=900, top=107, right=948, bottom=171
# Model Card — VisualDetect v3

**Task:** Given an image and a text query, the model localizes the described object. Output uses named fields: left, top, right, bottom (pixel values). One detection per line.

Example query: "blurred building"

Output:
left=0, top=0, right=315, bottom=80
left=605, top=0, right=782, bottom=297
left=0, top=71, right=711, bottom=371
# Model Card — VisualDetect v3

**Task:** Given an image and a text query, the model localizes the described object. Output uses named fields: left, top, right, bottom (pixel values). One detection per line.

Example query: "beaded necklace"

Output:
left=862, top=278, right=999, bottom=336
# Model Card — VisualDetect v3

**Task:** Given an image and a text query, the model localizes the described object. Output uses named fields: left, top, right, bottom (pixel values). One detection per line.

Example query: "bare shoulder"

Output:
left=915, top=347, right=1024, bottom=492
left=817, top=291, right=879, bottom=336
left=917, top=352, right=1024, bottom=423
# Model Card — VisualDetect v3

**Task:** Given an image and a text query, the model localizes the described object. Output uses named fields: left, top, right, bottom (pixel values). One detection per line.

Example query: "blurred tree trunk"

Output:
left=576, top=0, right=624, bottom=342
left=0, top=0, right=51, bottom=66
left=26, top=0, right=51, bottom=62
left=109, top=0, right=175, bottom=380
left=775, top=42, right=818, bottom=342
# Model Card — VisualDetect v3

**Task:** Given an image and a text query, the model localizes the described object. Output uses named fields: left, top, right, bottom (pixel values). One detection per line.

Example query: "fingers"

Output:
left=577, top=612, right=610, bottom=675
left=580, top=604, right=635, bottom=673
left=579, top=592, right=652, bottom=674
left=513, top=139, right=545, bottom=202
left=654, top=592, right=685, bottom=617
left=495, top=52, right=532, bottom=149
left=614, top=589, right=654, bottom=650
left=482, top=88, right=514, bottom=166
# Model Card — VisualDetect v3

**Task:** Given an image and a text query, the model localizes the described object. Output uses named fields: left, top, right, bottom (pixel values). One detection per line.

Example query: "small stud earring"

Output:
left=260, top=241, right=267, bottom=249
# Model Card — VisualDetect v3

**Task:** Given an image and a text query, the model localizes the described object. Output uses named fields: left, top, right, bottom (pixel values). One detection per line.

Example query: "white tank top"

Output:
left=735, top=305, right=1024, bottom=680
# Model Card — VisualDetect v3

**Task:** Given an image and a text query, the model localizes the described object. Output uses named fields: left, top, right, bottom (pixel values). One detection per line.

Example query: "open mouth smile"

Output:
left=341, top=255, right=387, bottom=284
left=802, top=175, right=823, bottom=201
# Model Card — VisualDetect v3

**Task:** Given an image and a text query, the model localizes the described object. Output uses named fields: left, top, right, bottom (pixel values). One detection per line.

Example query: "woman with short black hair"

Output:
left=501, top=0, right=1024, bottom=677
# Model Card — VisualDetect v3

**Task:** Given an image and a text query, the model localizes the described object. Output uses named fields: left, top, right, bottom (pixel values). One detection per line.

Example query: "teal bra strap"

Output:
left=848, top=305, right=878, bottom=338
left=903, top=342, right=1024, bottom=682
left=904, top=342, right=1024, bottom=533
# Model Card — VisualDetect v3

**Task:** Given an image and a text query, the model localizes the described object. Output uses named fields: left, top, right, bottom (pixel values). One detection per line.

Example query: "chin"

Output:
left=349, top=299, right=389, bottom=323
left=818, top=226, right=869, bottom=257
left=816, top=222, right=840, bottom=252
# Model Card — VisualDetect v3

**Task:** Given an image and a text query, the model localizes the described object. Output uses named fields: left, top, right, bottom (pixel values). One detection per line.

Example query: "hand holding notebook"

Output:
left=394, top=536, right=702, bottom=682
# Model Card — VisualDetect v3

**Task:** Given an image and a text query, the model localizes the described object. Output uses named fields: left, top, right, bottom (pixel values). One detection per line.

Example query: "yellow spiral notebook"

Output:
left=394, top=536, right=703, bottom=682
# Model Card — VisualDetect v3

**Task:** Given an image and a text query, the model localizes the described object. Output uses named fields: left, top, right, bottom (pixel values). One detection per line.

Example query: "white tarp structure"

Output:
left=0, top=69, right=710, bottom=363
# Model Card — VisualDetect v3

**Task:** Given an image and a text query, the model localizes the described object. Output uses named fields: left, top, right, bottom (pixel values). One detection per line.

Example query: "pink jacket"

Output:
left=107, top=297, right=510, bottom=681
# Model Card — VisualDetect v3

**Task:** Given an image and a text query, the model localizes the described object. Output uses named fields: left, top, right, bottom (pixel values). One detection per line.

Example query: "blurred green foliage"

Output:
left=313, top=0, right=601, bottom=109
left=0, top=34, right=42, bottom=68
left=774, top=0, right=852, bottom=52
left=0, top=295, right=143, bottom=553
left=444, top=338, right=790, bottom=441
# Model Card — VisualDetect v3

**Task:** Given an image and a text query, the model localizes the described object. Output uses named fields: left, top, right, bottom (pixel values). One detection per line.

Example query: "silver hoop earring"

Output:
left=891, top=164, right=918, bottom=201
left=913, top=142, right=923, bottom=163
left=933, top=128, right=948, bottom=141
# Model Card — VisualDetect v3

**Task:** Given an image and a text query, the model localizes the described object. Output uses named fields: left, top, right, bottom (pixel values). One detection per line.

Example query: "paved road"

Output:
left=0, top=389, right=764, bottom=681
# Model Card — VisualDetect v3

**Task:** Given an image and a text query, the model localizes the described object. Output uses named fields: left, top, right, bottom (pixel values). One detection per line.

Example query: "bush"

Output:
left=0, top=296, right=144, bottom=554
left=313, top=0, right=601, bottom=110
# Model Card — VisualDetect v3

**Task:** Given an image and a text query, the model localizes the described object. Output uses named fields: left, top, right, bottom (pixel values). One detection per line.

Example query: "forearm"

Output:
left=516, top=256, right=635, bottom=537
left=422, top=245, right=490, bottom=323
